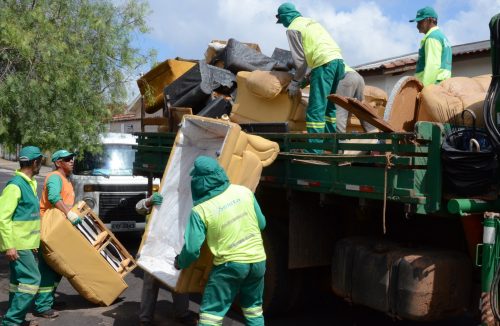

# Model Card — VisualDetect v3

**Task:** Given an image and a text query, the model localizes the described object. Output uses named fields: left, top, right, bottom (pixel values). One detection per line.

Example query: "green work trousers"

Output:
left=199, top=261, right=266, bottom=326
left=34, top=250, right=61, bottom=313
left=307, top=59, right=345, bottom=148
left=2, top=250, right=40, bottom=326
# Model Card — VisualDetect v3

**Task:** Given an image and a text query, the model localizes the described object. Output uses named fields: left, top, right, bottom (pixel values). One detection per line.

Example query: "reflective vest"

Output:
left=415, top=26, right=452, bottom=85
left=40, top=171, right=75, bottom=217
left=193, top=184, right=266, bottom=265
left=5, top=175, right=40, bottom=250
left=288, top=16, right=343, bottom=69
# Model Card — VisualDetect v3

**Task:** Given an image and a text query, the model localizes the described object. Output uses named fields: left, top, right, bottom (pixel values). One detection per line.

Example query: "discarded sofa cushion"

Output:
left=246, top=70, right=293, bottom=100
left=223, top=38, right=287, bottom=73
left=164, top=60, right=236, bottom=114
left=418, top=75, right=492, bottom=127
left=137, top=116, right=279, bottom=293
left=137, top=59, right=196, bottom=114
left=205, top=39, right=262, bottom=67
left=230, top=71, right=303, bottom=131
left=197, top=96, right=232, bottom=119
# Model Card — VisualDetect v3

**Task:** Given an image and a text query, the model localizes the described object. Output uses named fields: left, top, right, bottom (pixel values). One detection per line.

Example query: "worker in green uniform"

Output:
left=276, top=2, right=345, bottom=136
left=0, top=146, right=45, bottom=326
left=410, top=6, right=452, bottom=86
left=34, top=150, right=80, bottom=319
left=175, top=156, right=266, bottom=326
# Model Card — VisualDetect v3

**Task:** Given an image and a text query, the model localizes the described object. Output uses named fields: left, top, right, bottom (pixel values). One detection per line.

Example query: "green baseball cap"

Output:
left=51, top=149, right=75, bottom=162
left=19, top=146, right=45, bottom=161
left=409, top=6, right=438, bottom=22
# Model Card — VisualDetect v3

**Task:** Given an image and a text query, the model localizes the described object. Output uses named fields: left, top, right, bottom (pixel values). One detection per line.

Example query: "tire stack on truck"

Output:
left=132, top=14, right=500, bottom=323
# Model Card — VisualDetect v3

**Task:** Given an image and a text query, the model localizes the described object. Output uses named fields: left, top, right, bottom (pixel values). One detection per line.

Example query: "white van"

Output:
left=72, top=133, right=158, bottom=233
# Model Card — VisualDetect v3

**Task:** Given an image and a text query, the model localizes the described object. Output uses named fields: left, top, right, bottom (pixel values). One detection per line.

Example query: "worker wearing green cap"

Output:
left=34, top=149, right=80, bottom=319
left=410, top=6, right=452, bottom=86
left=0, top=146, right=44, bottom=326
left=276, top=2, right=345, bottom=139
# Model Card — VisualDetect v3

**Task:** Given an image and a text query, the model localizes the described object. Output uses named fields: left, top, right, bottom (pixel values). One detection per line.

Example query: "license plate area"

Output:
left=110, top=221, right=136, bottom=232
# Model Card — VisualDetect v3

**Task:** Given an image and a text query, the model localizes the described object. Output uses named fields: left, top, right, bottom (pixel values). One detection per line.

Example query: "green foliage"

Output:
left=0, top=0, right=155, bottom=153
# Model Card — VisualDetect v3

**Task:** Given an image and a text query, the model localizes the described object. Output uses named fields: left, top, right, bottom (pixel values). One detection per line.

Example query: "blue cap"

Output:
left=19, top=146, right=44, bottom=161
left=51, top=149, right=75, bottom=162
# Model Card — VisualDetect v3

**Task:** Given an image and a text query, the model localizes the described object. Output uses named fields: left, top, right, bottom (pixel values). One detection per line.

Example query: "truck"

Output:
left=72, top=132, right=158, bottom=233
left=131, top=15, right=500, bottom=324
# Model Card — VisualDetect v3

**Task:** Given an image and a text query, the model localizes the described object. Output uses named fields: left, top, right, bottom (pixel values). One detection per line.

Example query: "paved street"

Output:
left=0, top=163, right=478, bottom=325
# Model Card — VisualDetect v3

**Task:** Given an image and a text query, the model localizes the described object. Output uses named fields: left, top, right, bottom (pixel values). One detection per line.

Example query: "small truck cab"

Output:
left=72, top=133, right=157, bottom=233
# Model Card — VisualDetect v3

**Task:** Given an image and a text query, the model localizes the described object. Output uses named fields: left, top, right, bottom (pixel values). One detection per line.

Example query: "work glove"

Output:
left=150, top=192, right=163, bottom=206
left=286, top=79, right=301, bottom=98
left=174, top=255, right=181, bottom=270
left=67, top=211, right=82, bottom=225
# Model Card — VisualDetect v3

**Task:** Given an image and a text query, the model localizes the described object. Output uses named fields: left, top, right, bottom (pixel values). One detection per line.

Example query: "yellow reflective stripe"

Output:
left=306, top=122, right=325, bottom=128
left=325, top=116, right=337, bottom=123
left=17, top=283, right=39, bottom=294
left=199, top=313, right=223, bottom=325
left=242, top=306, right=263, bottom=318
left=9, top=283, right=17, bottom=293
left=37, top=286, right=54, bottom=293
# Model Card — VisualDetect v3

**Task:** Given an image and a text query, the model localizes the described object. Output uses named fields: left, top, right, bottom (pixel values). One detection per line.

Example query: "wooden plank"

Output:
left=328, top=94, right=400, bottom=132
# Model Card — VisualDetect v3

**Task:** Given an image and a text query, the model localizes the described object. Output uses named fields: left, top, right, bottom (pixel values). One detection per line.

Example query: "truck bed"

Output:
left=133, top=121, right=443, bottom=215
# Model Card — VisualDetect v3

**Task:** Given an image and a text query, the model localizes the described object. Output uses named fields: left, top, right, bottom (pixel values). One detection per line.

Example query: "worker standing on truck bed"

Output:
left=135, top=193, right=198, bottom=326
left=175, top=156, right=267, bottom=326
left=410, top=6, right=452, bottom=86
left=0, top=146, right=44, bottom=326
left=35, top=150, right=81, bottom=319
left=277, top=2, right=345, bottom=134
left=335, top=65, right=376, bottom=133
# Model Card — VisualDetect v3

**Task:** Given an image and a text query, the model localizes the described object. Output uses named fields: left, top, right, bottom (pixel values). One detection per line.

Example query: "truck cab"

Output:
left=72, top=133, right=158, bottom=233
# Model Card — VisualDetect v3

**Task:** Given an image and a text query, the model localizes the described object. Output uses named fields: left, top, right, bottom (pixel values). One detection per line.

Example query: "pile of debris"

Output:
left=136, top=38, right=387, bottom=133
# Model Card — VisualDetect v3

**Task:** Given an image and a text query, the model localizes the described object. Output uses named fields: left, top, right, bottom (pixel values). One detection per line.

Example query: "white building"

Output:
left=354, top=40, right=491, bottom=94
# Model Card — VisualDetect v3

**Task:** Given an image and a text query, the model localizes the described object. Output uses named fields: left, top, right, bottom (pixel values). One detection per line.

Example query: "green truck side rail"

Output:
left=133, top=121, right=445, bottom=215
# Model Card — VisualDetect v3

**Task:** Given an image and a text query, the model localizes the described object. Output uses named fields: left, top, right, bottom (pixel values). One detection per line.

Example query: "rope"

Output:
left=383, top=153, right=395, bottom=234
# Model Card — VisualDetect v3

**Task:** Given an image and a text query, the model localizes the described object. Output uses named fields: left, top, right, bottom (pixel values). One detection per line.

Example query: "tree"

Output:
left=0, top=0, right=155, bottom=153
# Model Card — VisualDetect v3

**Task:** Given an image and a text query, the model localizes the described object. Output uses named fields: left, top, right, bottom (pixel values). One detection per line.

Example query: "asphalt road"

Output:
left=0, top=169, right=479, bottom=325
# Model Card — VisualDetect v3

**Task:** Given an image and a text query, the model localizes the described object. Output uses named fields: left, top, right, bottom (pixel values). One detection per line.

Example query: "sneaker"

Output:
left=33, top=309, right=59, bottom=319
left=174, top=311, right=198, bottom=326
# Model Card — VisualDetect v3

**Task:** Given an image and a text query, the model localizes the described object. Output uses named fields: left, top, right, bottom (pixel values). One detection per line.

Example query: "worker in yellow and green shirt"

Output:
left=175, top=156, right=266, bottom=326
left=0, top=146, right=44, bottom=326
left=276, top=2, right=345, bottom=139
left=410, top=6, right=452, bottom=86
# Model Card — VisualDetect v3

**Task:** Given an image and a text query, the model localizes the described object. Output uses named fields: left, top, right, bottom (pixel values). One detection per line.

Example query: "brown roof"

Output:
left=354, top=40, right=490, bottom=75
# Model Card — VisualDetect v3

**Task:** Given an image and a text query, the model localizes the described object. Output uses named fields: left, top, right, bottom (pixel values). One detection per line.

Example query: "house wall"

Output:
left=361, top=56, right=491, bottom=96
left=109, top=96, right=164, bottom=134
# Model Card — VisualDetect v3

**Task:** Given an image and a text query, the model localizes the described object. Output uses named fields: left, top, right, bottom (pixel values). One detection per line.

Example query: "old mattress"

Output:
left=137, top=115, right=279, bottom=292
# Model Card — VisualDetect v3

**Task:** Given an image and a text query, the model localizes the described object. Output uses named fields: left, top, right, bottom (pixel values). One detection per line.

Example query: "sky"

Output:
left=134, top=0, right=499, bottom=67
left=127, top=0, right=500, bottom=99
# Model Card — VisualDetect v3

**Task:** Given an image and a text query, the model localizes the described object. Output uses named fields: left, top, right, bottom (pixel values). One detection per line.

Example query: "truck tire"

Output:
left=262, top=225, right=303, bottom=316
